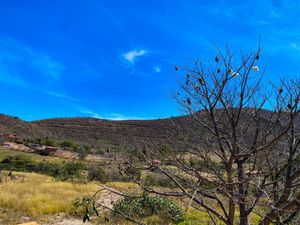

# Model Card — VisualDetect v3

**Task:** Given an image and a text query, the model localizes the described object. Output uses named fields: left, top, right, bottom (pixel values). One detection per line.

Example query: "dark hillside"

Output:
left=0, top=114, right=194, bottom=148
left=1, top=110, right=298, bottom=149
left=33, top=116, right=195, bottom=147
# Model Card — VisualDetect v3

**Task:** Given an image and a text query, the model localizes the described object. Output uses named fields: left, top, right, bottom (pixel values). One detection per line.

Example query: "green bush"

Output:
left=143, top=172, right=174, bottom=188
left=74, top=146, right=90, bottom=160
left=105, top=167, right=123, bottom=181
left=59, top=140, right=76, bottom=148
left=33, top=137, right=57, bottom=147
left=87, top=165, right=138, bottom=183
left=113, top=193, right=183, bottom=223
left=0, top=155, right=37, bottom=172
left=0, top=156, right=85, bottom=180
left=73, top=195, right=99, bottom=222
left=122, top=147, right=145, bottom=161
left=58, top=161, right=85, bottom=180
left=87, top=164, right=108, bottom=183
left=43, top=138, right=57, bottom=147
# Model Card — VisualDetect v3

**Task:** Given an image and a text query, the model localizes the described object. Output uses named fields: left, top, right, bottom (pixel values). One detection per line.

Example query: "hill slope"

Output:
left=0, top=114, right=193, bottom=148
left=1, top=111, right=298, bottom=149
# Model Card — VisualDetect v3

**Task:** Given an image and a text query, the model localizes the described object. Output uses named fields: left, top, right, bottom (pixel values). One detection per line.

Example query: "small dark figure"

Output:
left=198, top=78, right=205, bottom=85
left=279, top=88, right=283, bottom=94
left=8, top=171, right=16, bottom=180
left=187, top=98, right=191, bottom=105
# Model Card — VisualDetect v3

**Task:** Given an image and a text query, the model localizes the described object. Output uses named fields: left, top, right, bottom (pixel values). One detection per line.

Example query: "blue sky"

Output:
left=0, top=0, right=299, bottom=121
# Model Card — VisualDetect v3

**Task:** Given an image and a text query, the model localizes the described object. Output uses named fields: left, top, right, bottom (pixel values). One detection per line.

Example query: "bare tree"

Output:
left=88, top=46, right=300, bottom=225
left=258, top=81, right=300, bottom=225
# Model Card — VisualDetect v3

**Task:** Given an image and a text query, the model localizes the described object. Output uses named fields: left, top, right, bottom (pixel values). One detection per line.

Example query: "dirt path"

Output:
left=48, top=218, right=93, bottom=225
left=95, top=186, right=123, bottom=211
left=18, top=219, right=92, bottom=225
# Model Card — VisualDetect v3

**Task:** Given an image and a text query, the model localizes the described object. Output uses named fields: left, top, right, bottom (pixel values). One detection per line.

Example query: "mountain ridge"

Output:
left=0, top=113, right=193, bottom=148
left=1, top=110, right=299, bottom=149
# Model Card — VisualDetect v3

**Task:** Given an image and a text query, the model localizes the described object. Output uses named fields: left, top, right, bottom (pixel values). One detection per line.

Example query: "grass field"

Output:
left=0, top=171, right=264, bottom=225
left=0, top=172, right=99, bottom=218
left=0, top=171, right=147, bottom=225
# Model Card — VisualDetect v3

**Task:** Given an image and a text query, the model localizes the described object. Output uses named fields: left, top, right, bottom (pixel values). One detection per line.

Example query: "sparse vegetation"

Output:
left=0, top=149, right=63, bottom=162
left=34, top=137, right=57, bottom=147
left=109, top=46, right=300, bottom=225
left=87, top=164, right=108, bottom=183
left=74, top=145, right=91, bottom=160
left=0, top=155, right=85, bottom=180
left=0, top=172, right=99, bottom=218
left=0, top=44, right=299, bottom=225
left=112, top=193, right=183, bottom=224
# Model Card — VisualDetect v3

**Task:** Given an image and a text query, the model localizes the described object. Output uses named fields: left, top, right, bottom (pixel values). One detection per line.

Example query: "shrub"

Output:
left=123, top=165, right=141, bottom=181
left=87, top=165, right=133, bottom=183
left=0, top=155, right=37, bottom=172
left=0, top=156, right=85, bottom=180
left=58, top=161, right=85, bottom=181
left=43, top=138, right=57, bottom=147
left=143, top=172, right=174, bottom=188
left=33, top=137, right=57, bottom=147
left=112, top=193, right=183, bottom=223
left=87, top=164, right=108, bottom=183
left=74, top=146, right=89, bottom=160
left=105, top=167, right=124, bottom=182
left=122, top=147, right=145, bottom=161
left=60, top=140, right=76, bottom=148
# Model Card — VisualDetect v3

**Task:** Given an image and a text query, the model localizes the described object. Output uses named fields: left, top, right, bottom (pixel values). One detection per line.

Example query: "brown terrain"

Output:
left=0, top=113, right=195, bottom=149
left=1, top=111, right=299, bottom=149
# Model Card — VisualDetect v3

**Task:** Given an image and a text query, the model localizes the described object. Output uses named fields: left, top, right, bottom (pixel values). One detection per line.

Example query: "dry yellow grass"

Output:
left=105, top=181, right=139, bottom=192
left=0, top=172, right=100, bottom=218
left=0, top=148, right=66, bottom=163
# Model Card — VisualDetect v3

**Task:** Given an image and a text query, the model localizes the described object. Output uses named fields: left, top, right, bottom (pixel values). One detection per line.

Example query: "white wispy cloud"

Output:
left=0, top=37, right=65, bottom=86
left=79, top=110, right=146, bottom=121
left=45, top=91, right=78, bottom=101
left=123, top=49, right=147, bottom=64
left=80, top=109, right=102, bottom=119
left=0, top=64, right=28, bottom=87
left=290, top=42, right=300, bottom=51
left=154, top=66, right=161, bottom=73
left=105, top=113, right=146, bottom=120
left=30, top=53, right=65, bottom=79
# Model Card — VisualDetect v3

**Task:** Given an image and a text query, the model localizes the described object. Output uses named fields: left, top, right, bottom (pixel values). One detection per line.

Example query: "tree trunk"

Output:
left=237, top=160, right=249, bottom=225
left=227, top=165, right=235, bottom=225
